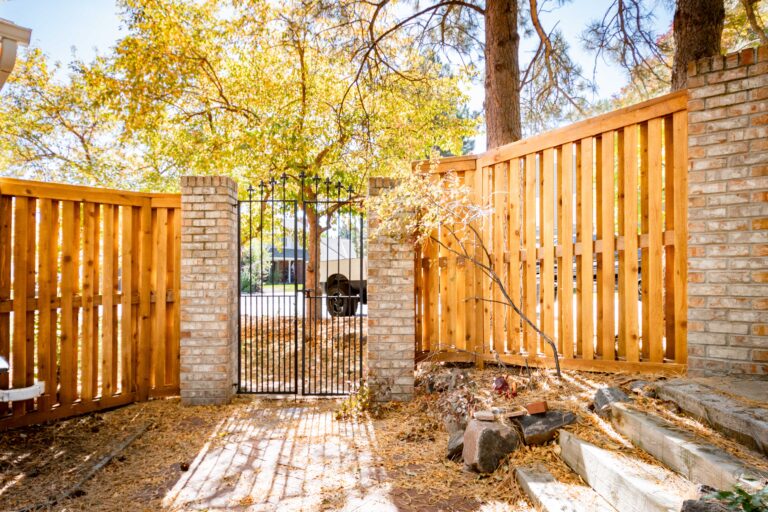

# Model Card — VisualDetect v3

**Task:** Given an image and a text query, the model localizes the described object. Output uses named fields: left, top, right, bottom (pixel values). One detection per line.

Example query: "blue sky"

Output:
left=0, top=0, right=674, bottom=151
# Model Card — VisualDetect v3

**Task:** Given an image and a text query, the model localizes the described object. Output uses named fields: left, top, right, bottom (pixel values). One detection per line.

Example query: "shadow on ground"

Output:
left=164, top=401, right=394, bottom=511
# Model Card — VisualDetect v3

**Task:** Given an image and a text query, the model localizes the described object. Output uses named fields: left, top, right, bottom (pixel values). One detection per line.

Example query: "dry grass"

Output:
left=239, top=316, right=367, bottom=394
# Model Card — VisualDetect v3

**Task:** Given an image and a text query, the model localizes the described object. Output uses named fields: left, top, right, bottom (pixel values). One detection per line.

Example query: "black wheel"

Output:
left=326, top=281, right=357, bottom=317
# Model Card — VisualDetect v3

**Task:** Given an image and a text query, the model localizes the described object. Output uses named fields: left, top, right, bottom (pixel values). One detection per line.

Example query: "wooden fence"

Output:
left=415, top=91, right=688, bottom=374
left=0, top=178, right=181, bottom=429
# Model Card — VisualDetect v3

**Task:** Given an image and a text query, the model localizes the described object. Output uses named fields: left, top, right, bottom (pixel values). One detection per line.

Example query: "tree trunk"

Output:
left=671, top=0, right=725, bottom=90
left=304, top=204, right=320, bottom=323
left=484, top=0, right=522, bottom=148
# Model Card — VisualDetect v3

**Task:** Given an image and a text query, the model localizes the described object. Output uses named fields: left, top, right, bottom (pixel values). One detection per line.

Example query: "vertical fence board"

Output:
left=426, top=237, right=439, bottom=351
left=121, top=207, right=134, bottom=394
left=540, top=149, right=555, bottom=357
left=640, top=122, right=650, bottom=360
left=482, top=167, right=492, bottom=353
left=0, top=196, right=11, bottom=415
left=647, top=118, right=664, bottom=362
left=91, top=206, right=100, bottom=395
left=523, top=154, right=537, bottom=354
left=455, top=172, right=467, bottom=352
left=24, top=199, right=36, bottom=412
left=137, top=200, right=152, bottom=401
left=672, top=111, right=688, bottom=364
left=621, top=126, right=640, bottom=363
left=507, top=158, right=522, bottom=354
left=664, top=115, right=676, bottom=360
left=578, top=138, right=594, bottom=360
left=81, top=203, right=96, bottom=401
left=557, top=144, right=574, bottom=359
left=12, top=197, right=29, bottom=416
left=599, top=132, right=616, bottom=360
left=492, top=162, right=507, bottom=354
left=131, top=207, right=141, bottom=392
left=102, top=204, right=116, bottom=396
left=59, top=201, right=76, bottom=406
left=471, top=168, right=485, bottom=364
left=154, top=208, right=168, bottom=388
left=37, top=199, right=54, bottom=411
left=111, top=207, right=119, bottom=387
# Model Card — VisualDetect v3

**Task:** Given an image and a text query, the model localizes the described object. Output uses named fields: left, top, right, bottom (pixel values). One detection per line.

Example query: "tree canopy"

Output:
left=0, top=0, right=477, bottom=191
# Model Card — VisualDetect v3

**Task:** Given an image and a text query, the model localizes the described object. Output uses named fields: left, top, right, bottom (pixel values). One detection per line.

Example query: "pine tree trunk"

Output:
left=484, top=0, right=522, bottom=148
left=671, top=0, right=725, bottom=90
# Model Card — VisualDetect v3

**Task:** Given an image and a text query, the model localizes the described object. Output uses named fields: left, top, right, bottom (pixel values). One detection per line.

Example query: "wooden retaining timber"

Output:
left=414, top=91, right=689, bottom=374
left=558, top=430, right=697, bottom=512
left=515, top=464, right=615, bottom=512
left=0, top=178, right=181, bottom=430
left=610, top=403, right=768, bottom=492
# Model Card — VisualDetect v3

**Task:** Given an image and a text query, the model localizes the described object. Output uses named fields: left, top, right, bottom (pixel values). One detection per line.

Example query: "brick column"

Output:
left=366, top=177, right=415, bottom=401
left=687, top=45, right=768, bottom=378
left=180, top=176, right=239, bottom=404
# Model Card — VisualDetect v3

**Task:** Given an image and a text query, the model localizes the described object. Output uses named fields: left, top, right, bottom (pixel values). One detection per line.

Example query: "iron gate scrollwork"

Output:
left=238, top=174, right=366, bottom=396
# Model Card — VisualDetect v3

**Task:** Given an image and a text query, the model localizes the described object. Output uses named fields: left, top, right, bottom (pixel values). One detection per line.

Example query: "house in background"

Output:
left=266, top=237, right=357, bottom=285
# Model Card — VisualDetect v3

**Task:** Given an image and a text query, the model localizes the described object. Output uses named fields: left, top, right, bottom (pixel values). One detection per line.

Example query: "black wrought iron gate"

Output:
left=238, top=175, right=366, bottom=396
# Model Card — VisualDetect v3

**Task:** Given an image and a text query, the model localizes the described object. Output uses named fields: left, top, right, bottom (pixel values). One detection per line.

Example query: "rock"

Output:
left=428, top=368, right=470, bottom=393
left=474, top=410, right=496, bottom=421
left=593, top=387, right=630, bottom=417
left=524, top=401, right=548, bottom=415
left=441, top=388, right=471, bottom=434
left=462, top=419, right=520, bottom=473
left=628, top=380, right=656, bottom=398
left=446, top=430, right=464, bottom=461
left=443, top=414, right=466, bottom=435
left=516, top=411, right=577, bottom=445
left=680, top=499, right=729, bottom=512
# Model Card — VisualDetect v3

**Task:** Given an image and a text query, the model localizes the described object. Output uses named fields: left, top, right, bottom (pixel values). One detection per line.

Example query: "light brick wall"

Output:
left=687, top=45, right=768, bottom=378
left=366, top=177, right=415, bottom=401
left=180, top=176, right=239, bottom=404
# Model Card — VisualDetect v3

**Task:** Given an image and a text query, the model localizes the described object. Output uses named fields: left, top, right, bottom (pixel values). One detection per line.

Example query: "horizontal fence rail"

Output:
left=415, top=91, right=688, bottom=374
left=0, top=178, right=181, bottom=429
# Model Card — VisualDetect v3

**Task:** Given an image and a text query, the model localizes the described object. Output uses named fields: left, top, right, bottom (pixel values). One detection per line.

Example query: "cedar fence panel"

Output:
left=0, top=178, right=181, bottom=430
left=415, top=91, right=688, bottom=375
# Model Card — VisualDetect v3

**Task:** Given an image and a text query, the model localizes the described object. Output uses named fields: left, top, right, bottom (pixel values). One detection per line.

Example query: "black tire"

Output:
left=326, top=281, right=358, bottom=317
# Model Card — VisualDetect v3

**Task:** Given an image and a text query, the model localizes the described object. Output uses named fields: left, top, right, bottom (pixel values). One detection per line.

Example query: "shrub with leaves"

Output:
left=707, top=485, right=768, bottom=512
left=334, top=382, right=380, bottom=420
left=368, top=165, right=562, bottom=377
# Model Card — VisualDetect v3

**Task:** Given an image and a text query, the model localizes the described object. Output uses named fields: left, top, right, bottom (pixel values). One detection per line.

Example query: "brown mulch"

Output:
left=0, top=365, right=765, bottom=511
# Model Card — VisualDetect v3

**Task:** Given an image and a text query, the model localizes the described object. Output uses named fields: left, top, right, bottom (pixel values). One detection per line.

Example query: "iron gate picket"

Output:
left=238, top=175, right=366, bottom=396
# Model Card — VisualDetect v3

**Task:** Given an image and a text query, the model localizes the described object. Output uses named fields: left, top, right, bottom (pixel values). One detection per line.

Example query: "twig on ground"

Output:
left=14, top=422, right=152, bottom=512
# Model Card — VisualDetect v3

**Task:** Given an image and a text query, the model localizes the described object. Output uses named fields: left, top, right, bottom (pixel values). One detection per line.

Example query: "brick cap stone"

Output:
left=688, top=45, right=767, bottom=78
left=181, top=175, right=237, bottom=189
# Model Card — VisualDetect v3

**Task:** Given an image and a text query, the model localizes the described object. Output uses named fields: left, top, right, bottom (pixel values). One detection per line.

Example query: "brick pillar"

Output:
left=180, top=176, right=239, bottom=404
left=366, top=177, right=415, bottom=401
left=686, top=45, right=768, bottom=378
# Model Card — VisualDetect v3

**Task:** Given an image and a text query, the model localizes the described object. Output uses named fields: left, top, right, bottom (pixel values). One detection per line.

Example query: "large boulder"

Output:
left=516, top=411, right=577, bottom=445
left=593, top=387, right=630, bottom=417
left=462, top=419, right=520, bottom=473
left=446, top=430, right=464, bottom=461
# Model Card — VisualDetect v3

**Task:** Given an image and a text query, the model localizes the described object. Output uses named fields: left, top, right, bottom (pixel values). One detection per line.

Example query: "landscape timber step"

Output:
left=610, top=402, right=768, bottom=493
left=515, top=464, right=616, bottom=512
left=558, top=429, right=698, bottom=512
left=655, top=379, right=768, bottom=456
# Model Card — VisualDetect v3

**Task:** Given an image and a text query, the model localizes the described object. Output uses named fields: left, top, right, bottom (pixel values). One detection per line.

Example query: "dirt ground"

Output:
left=1, top=365, right=766, bottom=511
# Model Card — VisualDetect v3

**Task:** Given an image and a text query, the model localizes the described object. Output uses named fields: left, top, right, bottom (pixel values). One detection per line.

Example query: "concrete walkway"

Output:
left=163, top=401, right=397, bottom=511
